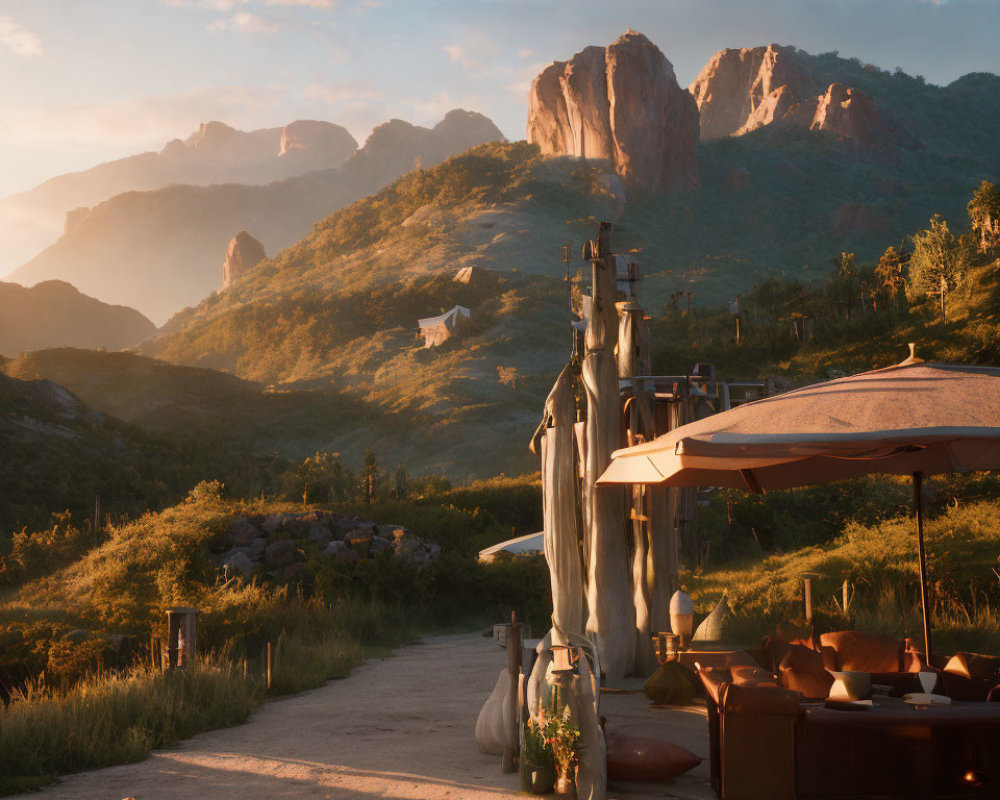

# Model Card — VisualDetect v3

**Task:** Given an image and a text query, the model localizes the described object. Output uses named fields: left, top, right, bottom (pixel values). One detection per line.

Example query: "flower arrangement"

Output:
left=524, top=703, right=580, bottom=782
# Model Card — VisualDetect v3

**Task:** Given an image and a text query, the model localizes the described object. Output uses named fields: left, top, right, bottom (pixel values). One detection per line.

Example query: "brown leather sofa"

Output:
left=700, top=632, right=1000, bottom=799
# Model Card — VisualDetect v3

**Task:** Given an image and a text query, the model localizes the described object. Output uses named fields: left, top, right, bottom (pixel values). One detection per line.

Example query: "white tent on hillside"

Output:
left=418, top=305, right=470, bottom=348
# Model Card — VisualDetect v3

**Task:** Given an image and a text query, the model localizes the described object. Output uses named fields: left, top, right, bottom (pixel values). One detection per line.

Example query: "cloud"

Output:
left=0, top=16, right=42, bottom=57
left=303, top=80, right=386, bottom=105
left=0, top=86, right=286, bottom=154
left=206, top=11, right=282, bottom=33
left=166, top=0, right=332, bottom=8
left=443, top=44, right=464, bottom=64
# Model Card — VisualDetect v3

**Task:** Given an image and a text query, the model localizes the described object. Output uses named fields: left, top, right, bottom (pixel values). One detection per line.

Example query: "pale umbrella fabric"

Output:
left=599, top=363, right=1000, bottom=490
left=598, top=361, right=1000, bottom=660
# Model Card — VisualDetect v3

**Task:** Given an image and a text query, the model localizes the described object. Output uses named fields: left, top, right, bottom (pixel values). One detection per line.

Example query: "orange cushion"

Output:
left=819, top=631, right=903, bottom=673
left=774, top=621, right=814, bottom=649
left=778, top=644, right=835, bottom=699
left=731, top=665, right=781, bottom=689
left=944, top=652, right=1000, bottom=682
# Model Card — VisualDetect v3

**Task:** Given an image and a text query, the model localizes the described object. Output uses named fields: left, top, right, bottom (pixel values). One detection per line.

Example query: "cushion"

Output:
left=731, top=665, right=781, bottom=689
left=605, top=730, right=702, bottom=781
left=819, top=630, right=903, bottom=672
left=779, top=644, right=834, bottom=699
left=697, top=666, right=732, bottom=703
left=774, top=621, right=815, bottom=648
left=944, top=652, right=1000, bottom=683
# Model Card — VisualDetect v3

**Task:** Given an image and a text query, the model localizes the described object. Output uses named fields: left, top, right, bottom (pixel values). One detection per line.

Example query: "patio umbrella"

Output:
left=598, top=359, right=1000, bottom=661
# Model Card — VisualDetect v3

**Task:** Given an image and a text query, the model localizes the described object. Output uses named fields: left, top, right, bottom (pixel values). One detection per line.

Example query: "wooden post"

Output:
left=266, top=642, right=273, bottom=690
left=165, top=608, right=197, bottom=669
left=803, top=576, right=813, bottom=623
left=914, top=471, right=934, bottom=662
left=842, top=580, right=851, bottom=615
left=502, top=611, right=521, bottom=773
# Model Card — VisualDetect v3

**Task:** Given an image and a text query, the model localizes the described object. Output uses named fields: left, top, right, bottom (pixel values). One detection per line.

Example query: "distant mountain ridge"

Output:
left=8, top=109, right=506, bottom=323
left=0, top=280, right=155, bottom=357
left=0, top=119, right=359, bottom=276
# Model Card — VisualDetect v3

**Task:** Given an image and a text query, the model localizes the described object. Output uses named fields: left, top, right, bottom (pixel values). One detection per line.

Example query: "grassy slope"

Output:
left=688, top=498, right=1000, bottom=654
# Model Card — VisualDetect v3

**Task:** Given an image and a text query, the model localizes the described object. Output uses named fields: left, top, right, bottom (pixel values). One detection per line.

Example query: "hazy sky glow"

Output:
left=1, top=0, right=999, bottom=197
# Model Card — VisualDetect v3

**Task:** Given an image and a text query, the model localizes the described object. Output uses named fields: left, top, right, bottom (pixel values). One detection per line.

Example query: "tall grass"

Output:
left=0, top=659, right=258, bottom=795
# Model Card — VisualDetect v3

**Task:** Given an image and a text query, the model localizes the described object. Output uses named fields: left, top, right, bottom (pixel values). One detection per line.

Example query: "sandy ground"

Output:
left=14, top=633, right=714, bottom=800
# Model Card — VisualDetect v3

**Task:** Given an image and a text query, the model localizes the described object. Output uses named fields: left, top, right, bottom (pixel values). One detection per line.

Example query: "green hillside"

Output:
left=0, top=370, right=186, bottom=535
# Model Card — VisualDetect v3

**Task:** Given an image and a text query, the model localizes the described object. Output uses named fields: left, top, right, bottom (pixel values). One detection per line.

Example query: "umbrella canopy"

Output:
left=599, top=362, right=1000, bottom=491
left=598, top=360, right=1000, bottom=662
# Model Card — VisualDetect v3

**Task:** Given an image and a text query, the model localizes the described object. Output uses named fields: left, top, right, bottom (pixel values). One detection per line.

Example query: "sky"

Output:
left=1, top=0, right=999, bottom=198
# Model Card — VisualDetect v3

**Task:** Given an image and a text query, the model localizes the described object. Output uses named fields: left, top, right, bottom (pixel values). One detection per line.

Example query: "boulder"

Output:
left=395, top=544, right=430, bottom=564
left=263, top=539, right=298, bottom=571
left=323, top=539, right=358, bottom=562
left=424, top=541, right=442, bottom=560
left=369, top=535, right=393, bottom=555
left=527, top=30, right=699, bottom=194
left=345, top=528, right=374, bottom=547
left=377, top=523, right=409, bottom=540
left=248, top=536, right=268, bottom=559
left=221, top=231, right=266, bottom=290
left=307, top=524, right=333, bottom=544
left=262, top=512, right=292, bottom=533
left=228, top=517, right=259, bottom=547
left=223, top=550, right=255, bottom=576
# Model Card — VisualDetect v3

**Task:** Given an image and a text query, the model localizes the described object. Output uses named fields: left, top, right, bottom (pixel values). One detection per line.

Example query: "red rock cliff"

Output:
left=527, top=30, right=699, bottom=193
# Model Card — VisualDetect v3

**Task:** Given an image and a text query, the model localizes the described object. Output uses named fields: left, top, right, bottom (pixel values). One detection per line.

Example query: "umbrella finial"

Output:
left=899, top=342, right=924, bottom=366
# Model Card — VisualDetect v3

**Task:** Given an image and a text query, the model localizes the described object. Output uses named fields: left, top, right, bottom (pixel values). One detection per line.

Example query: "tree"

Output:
left=968, top=180, right=1000, bottom=255
left=280, top=452, right=355, bottom=505
left=907, top=215, right=970, bottom=320
left=827, top=252, right=859, bottom=321
left=362, top=449, right=381, bottom=504
left=874, top=245, right=906, bottom=309
left=393, top=464, right=408, bottom=502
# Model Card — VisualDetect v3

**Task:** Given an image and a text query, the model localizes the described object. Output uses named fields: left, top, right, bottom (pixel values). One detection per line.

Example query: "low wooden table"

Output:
left=796, top=698, right=1000, bottom=797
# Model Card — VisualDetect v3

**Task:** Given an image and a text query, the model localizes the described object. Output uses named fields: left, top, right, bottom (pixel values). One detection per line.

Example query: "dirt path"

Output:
left=14, top=633, right=713, bottom=800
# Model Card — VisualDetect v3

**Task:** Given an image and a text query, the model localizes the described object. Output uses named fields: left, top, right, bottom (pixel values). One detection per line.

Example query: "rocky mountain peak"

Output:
left=186, top=121, right=241, bottom=151
left=278, top=120, right=357, bottom=168
left=221, top=231, right=266, bottom=290
left=526, top=30, right=699, bottom=194
left=689, top=44, right=811, bottom=139
left=691, top=46, right=923, bottom=158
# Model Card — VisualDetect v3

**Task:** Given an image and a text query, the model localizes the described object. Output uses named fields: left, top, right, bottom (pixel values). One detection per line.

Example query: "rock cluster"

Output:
left=213, top=511, right=442, bottom=580
left=689, top=44, right=921, bottom=158
left=526, top=30, right=699, bottom=194
left=220, top=231, right=266, bottom=290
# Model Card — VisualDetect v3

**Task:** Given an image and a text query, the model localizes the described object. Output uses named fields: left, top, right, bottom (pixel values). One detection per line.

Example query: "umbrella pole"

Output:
left=913, top=471, right=933, bottom=663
